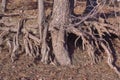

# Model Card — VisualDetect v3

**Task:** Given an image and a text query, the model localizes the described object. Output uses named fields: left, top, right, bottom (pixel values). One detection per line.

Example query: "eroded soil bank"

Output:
left=0, top=0, right=120, bottom=80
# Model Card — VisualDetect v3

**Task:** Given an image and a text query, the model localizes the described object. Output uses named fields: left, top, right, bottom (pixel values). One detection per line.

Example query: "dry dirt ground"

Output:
left=0, top=0, right=120, bottom=80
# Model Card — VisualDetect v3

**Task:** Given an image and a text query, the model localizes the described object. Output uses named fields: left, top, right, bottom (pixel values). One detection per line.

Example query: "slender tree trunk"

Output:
left=1, top=0, right=7, bottom=12
left=38, top=0, right=44, bottom=41
left=38, top=0, right=49, bottom=63
left=49, top=0, right=71, bottom=65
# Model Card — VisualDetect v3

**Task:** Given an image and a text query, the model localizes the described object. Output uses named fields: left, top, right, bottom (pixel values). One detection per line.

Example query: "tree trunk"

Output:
left=49, top=0, right=71, bottom=65
left=38, top=0, right=44, bottom=40
left=1, top=0, right=7, bottom=12
left=38, top=0, right=49, bottom=63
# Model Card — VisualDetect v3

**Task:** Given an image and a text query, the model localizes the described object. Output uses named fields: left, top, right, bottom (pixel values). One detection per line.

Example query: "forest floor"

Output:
left=0, top=0, right=120, bottom=80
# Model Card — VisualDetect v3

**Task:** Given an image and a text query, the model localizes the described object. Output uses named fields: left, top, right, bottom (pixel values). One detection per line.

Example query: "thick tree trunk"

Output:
left=49, top=0, right=71, bottom=65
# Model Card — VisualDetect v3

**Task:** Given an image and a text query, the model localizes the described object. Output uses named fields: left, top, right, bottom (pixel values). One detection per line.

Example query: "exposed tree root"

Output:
left=0, top=31, right=9, bottom=53
left=6, top=38, right=12, bottom=54
left=0, top=17, right=41, bottom=62
left=41, top=24, right=50, bottom=64
left=11, top=35, right=19, bottom=62
left=101, top=42, right=120, bottom=77
left=67, top=20, right=120, bottom=76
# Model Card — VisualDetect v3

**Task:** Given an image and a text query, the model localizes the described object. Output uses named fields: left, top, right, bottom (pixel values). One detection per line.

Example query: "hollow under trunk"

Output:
left=49, top=0, right=71, bottom=65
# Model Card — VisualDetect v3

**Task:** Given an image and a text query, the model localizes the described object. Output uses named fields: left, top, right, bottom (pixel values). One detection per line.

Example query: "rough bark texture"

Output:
left=49, top=0, right=71, bottom=65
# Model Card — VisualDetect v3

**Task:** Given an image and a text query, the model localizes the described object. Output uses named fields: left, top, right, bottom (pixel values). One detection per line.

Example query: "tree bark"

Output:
left=38, top=0, right=49, bottom=63
left=49, top=0, right=71, bottom=65
left=38, top=0, right=44, bottom=41
left=1, top=0, right=7, bottom=12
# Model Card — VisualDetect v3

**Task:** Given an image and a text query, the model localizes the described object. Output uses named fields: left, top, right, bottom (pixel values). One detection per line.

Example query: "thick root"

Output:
left=101, top=43, right=120, bottom=77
